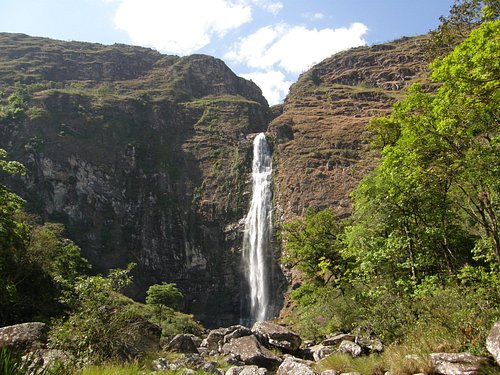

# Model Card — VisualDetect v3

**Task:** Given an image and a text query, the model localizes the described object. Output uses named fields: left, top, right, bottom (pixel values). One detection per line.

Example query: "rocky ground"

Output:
left=2, top=320, right=499, bottom=374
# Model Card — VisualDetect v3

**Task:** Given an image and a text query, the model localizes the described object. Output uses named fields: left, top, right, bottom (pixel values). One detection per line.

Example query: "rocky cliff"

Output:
left=269, top=35, right=429, bottom=222
left=0, top=33, right=283, bottom=326
left=0, top=32, right=428, bottom=325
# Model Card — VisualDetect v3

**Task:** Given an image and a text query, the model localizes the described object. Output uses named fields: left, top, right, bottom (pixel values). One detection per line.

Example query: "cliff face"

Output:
left=0, top=32, right=428, bottom=325
left=0, top=33, right=280, bottom=326
left=269, top=36, right=429, bottom=222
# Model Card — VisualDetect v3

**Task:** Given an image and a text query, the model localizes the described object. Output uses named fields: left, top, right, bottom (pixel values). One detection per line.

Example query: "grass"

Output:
left=315, top=353, right=385, bottom=375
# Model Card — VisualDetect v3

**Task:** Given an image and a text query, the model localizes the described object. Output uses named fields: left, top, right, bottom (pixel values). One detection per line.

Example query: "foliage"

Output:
left=282, top=21, right=500, bottom=357
left=281, top=208, right=347, bottom=285
left=427, top=0, right=500, bottom=59
left=146, top=283, right=183, bottom=330
left=49, top=263, right=150, bottom=364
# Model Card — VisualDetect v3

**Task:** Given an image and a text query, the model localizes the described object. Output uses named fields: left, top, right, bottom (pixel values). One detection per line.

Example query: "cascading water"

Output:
left=242, top=132, right=273, bottom=325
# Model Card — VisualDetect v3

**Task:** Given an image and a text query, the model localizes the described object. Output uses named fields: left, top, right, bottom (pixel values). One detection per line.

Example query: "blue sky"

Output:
left=0, top=0, right=455, bottom=104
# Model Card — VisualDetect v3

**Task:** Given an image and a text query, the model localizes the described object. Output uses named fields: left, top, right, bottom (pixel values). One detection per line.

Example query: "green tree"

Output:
left=346, top=20, right=500, bottom=295
left=281, top=208, right=347, bottom=286
left=427, top=0, right=500, bottom=59
left=146, top=282, right=183, bottom=327
left=50, top=263, right=142, bottom=363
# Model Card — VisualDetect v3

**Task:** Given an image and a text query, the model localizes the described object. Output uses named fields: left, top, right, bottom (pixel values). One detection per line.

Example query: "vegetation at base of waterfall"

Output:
left=279, top=10, right=500, bottom=371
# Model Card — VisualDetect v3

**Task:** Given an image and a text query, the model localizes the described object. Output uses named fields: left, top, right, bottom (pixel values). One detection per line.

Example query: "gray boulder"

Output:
left=225, top=326, right=253, bottom=343
left=222, top=335, right=282, bottom=369
left=486, top=320, right=500, bottom=365
left=167, top=334, right=199, bottom=353
left=338, top=341, right=362, bottom=358
left=276, top=356, right=318, bottom=375
left=431, top=352, right=488, bottom=375
left=252, top=321, right=302, bottom=353
left=321, top=334, right=354, bottom=347
left=226, top=365, right=268, bottom=374
left=202, top=328, right=228, bottom=352
left=320, top=371, right=340, bottom=375
left=309, top=344, right=336, bottom=361
left=0, top=322, right=48, bottom=353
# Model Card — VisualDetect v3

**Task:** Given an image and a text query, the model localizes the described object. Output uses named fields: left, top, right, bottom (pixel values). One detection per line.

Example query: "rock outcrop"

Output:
left=0, top=33, right=283, bottom=327
left=0, top=322, right=48, bottom=353
left=269, top=36, right=429, bottom=222
left=487, top=320, right=500, bottom=365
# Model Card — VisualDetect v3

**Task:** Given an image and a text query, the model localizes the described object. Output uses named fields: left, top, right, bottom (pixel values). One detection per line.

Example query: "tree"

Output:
left=146, top=283, right=183, bottom=327
left=281, top=208, right=347, bottom=286
left=427, top=0, right=500, bottom=59
left=346, top=20, right=500, bottom=295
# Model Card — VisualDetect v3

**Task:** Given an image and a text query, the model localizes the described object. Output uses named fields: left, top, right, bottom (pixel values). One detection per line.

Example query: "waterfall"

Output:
left=242, top=132, right=273, bottom=325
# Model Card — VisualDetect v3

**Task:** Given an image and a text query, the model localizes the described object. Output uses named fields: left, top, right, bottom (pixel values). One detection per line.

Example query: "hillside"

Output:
left=270, top=35, right=429, bottom=221
left=0, top=32, right=429, bottom=326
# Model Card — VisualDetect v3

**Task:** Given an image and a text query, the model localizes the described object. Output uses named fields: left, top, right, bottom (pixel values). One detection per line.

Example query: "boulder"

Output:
left=276, top=356, right=318, bottom=375
left=222, top=335, right=282, bottom=369
left=167, top=334, right=199, bottom=353
left=309, top=344, right=336, bottom=361
left=431, top=352, right=488, bottom=375
left=337, top=341, right=362, bottom=358
left=355, top=330, right=384, bottom=354
left=226, top=365, right=268, bottom=374
left=486, top=320, right=500, bottom=365
left=320, top=371, right=340, bottom=375
left=123, top=316, right=161, bottom=357
left=203, top=326, right=250, bottom=353
left=252, top=321, right=302, bottom=353
left=321, top=334, right=354, bottom=347
left=200, top=361, right=223, bottom=374
left=0, top=322, right=48, bottom=353
left=202, top=328, right=227, bottom=352
left=225, top=326, right=253, bottom=343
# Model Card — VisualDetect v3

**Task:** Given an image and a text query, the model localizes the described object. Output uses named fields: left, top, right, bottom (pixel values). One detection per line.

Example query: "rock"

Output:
left=122, top=316, right=161, bottom=357
left=486, top=320, right=500, bottom=365
left=185, top=333, right=203, bottom=347
left=354, top=330, right=384, bottom=353
left=337, top=341, right=362, bottom=358
left=321, top=334, right=354, bottom=347
left=167, top=334, right=199, bottom=353
left=0, top=322, right=48, bottom=353
left=153, top=357, right=170, bottom=371
left=226, top=365, right=268, bottom=374
left=225, top=326, right=253, bottom=343
left=321, top=371, right=340, bottom=375
left=431, top=352, right=488, bottom=375
left=276, top=356, right=318, bottom=375
left=252, top=321, right=302, bottom=353
left=309, top=344, right=336, bottom=361
left=222, top=335, right=282, bottom=369
left=202, top=328, right=228, bottom=352
left=201, top=361, right=223, bottom=374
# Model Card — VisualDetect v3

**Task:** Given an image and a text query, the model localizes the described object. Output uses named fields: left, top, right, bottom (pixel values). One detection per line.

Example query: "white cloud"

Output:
left=226, top=22, right=368, bottom=74
left=245, top=0, right=283, bottom=14
left=302, top=12, right=325, bottom=20
left=241, top=70, right=292, bottom=105
left=112, top=0, right=252, bottom=54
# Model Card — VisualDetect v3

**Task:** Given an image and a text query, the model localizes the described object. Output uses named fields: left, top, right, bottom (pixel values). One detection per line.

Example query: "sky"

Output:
left=0, top=0, right=455, bottom=105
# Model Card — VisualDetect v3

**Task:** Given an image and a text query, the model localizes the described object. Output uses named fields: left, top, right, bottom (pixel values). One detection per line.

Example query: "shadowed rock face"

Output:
left=269, top=35, right=429, bottom=223
left=0, top=33, right=277, bottom=327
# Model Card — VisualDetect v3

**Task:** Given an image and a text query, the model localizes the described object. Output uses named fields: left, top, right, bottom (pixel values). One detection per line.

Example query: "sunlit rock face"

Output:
left=269, top=35, right=429, bottom=223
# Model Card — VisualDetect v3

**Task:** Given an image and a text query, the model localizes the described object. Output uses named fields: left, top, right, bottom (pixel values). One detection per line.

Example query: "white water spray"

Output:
left=242, top=132, right=273, bottom=324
